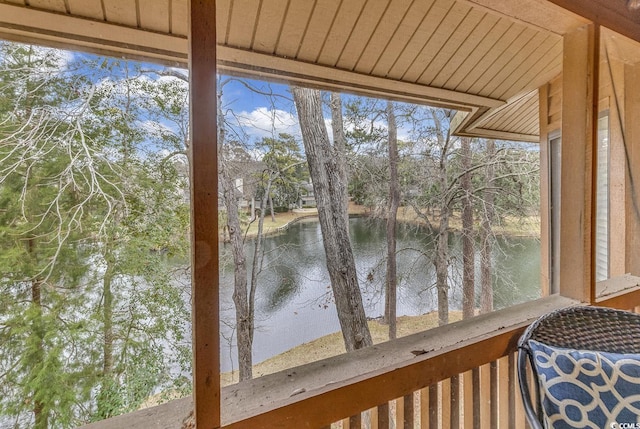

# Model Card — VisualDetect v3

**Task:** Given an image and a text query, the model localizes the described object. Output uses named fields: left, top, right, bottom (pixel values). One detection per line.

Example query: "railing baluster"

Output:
left=369, top=407, right=378, bottom=429
left=497, top=356, right=509, bottom=428
left=463, top=370, right=474, bottom=428
left=441, top=379, right=451, bottom=428
left=480, top=363, right=491, bottom=428
left=420, top=387, right=430, bottom=429
left=450, top=374, right=460, bottom=429
left=377, top=403, right=389, bottom=429
left=473, top=366, right=481, bottom=428
left=395, top=396, right=404, bottom=428
left=350, top=413, right=361, bottom=429
left=428, top=383, right=438, bottom=429
left=490, top=361, right=498, bottom=429
left=403, top=393, right=414, bottom=429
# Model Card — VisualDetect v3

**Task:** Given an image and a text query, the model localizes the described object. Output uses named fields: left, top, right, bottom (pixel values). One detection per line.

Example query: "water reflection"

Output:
left=219, top=216, right=540, bottom=371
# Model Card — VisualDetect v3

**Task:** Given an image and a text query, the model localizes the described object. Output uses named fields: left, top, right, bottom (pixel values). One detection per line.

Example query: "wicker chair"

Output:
left=517, top=305, right=640, bottom=429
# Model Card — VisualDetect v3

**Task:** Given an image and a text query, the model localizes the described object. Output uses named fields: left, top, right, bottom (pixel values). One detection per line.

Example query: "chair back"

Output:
left=517, top=306, right=640, bottom=428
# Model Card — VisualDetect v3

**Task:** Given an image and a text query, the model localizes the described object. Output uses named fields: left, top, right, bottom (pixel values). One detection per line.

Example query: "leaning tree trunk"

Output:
left=461, top=137, right=475, bottom=319
left=292, top=87, right=373, bottom=352
left=480, top=139, right=496, bottom=314
left=384, top=100, right=399, bottom=339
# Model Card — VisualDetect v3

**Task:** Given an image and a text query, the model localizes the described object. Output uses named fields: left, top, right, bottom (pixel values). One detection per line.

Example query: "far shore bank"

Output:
left=227, top=203, right=540, bottom=240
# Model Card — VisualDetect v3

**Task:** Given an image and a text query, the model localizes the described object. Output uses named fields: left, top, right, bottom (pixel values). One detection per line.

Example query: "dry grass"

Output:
left=221, top=311, right=463, bottom=386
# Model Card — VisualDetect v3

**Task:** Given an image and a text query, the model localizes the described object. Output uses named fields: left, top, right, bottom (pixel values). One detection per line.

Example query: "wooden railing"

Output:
left=331, top=353, right=526, bottom=429
left=80, top=277, right=640, bottom=429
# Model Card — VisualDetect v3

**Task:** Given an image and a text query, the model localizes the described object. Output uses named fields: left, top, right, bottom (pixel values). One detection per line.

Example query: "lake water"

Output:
left=218, top=216, right=540, bottom=372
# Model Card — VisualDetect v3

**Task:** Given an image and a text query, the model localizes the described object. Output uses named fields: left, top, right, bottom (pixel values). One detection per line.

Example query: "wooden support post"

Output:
left=625, top=62, right=640, bottom=275
left=189, top=0, right=220, bottom=428
left=539, top=83, right=552, bottom=297
left=560, top=23, right=600, bottom=303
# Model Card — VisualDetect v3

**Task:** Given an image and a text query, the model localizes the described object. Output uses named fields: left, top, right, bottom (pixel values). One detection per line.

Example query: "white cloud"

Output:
left=234, top=107, right=300, bottom=140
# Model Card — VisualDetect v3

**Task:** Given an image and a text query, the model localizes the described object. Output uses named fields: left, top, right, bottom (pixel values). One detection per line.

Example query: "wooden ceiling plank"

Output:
left=28, top=0, right=67, bottom=13
left=512, top=100, right=541, bottom=132
left=102, top=0, right=137, bottom=27
left=295, top=0, right=339, bottom=62
left=66, top=0, right=104, bottom=20
left=316, top=0, right=367, bottom=67
left=353, top=0, right=413, bottom=74
left=417, top=6, right=485, bottom=85
left=386, top=0, right=453, bottom=80
left=488, top=94, right=536, bottom=130
left=171, top=0, right=188, bottom=36
left=496, top=38, right=562, bottom=100
left=226, top=0, right=261, bottom=49
left=480, top=31, right=550, bottom=97
left=215, top=0, right=230, bottom=43
left=335, top=0, right=389, bottom=71
left=502, top=47, right=563, bottom=105
left=429, top=12, right=500, bottom=88
left=467, top=27, right=541, bottom=96
left=443, top=17, right=512, bottom=91
left=403, top=2, right=474, bottom=83
left=251, top=0, right=288, bottom=53
left=452, top=23, right=524, bottom=94
left=370, top=0, right=437, bottom=77
left=461, top=0, right=587, bottom=35
left=138, top=0, right=169, bottom=33
left=275, top=0, right=315, bottom=59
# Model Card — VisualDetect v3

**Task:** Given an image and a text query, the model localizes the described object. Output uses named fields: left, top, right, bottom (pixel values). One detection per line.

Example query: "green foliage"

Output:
left=255, top=133, right=308, bottom=208
left=0, top=42, right=191, bottom=428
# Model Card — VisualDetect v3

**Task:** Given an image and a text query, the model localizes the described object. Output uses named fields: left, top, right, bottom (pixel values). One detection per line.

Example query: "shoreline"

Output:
left=220, top=310, right=463, bottom=386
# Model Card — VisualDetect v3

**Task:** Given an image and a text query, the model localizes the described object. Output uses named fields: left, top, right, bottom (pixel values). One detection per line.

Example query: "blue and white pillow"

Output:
left=529, top=339, right=640, bottom=429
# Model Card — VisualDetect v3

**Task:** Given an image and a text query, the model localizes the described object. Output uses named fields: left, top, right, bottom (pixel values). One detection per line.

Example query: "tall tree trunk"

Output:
left=248, top=175, right=275, bottom=358
left=269, top=195, right=276, bottom=222
left=384, top=101, right=399, bottom=339
left=293, top=87, right=373, bottom=351
left=218, top=85, right=253, bottom=381
left=27, top=238, right=48, bottom=429
left=329, top=92, right=350, bottom=223
left=480, top=140, right=496, bottom=314
left=96, top=247, right=115, bottom=418
left=433, top=109, right=451, bottom=327
left=461, top=138, right=475, bottom=319
left=222, top=170, right=253, bottom=380
left=436, top=214, right=450, bottom=326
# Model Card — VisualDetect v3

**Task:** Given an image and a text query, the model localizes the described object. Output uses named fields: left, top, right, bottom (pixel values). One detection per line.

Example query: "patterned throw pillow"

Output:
left=528, top=339, right=640, bottom=429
